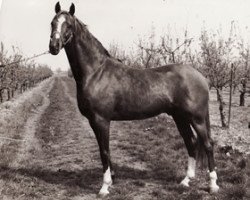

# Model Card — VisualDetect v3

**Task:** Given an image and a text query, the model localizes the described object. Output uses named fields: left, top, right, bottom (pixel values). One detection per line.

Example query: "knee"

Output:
left=103, top=150, right=109, bottom=156
left=205, top=142, right=214, bottom=153
left=209, top=138, right=214, bottom=146
left=191, top=136, right=198, bottom=145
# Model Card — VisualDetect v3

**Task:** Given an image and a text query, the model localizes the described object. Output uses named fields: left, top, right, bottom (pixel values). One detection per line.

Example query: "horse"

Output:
left=49, top=2, right=219, bottom=197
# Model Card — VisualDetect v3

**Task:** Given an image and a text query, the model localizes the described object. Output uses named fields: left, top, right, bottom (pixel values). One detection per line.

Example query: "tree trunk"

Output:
left=0, top=90, right=3, bottom=103
left=171, top=52, right=176, bottom=63
left=11, top=89, right=14, bottom=98
left=239, top=81, right=246, bottom=106
left=7, top=89, right=11, bottom=101
left=216, top=91, right=220, bottom=101
left=228, top=64, right=233, bottom=129
left=239, top=92, right=245, bottom=106
left=216, top=88, right=227, bottom=127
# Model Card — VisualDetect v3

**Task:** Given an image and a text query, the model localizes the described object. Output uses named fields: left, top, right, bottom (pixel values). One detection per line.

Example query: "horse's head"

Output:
left=49, top=2, right=75, bottom=55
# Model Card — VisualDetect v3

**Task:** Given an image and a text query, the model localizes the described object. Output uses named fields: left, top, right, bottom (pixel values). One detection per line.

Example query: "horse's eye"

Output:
left=68, top=24, right=72, bottom=29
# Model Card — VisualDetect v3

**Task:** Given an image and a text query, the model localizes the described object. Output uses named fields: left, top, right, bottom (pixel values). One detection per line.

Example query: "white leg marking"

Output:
left=187, top=157, right=196, bottom=178
left=209, top=171, right=219, bottom=193
left=180, top=157, right=196, bottom=187
left=99, top=167, right=112, bottom=196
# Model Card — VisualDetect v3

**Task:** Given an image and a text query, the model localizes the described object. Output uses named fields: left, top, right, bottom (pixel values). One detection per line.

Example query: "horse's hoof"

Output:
left=97, top=191, right=109, bottom=198
left=180, top=177, right=190, bottom=187
left=210, top=185, right=219, bottom=194
left=180, top=181, right=189, bottom=187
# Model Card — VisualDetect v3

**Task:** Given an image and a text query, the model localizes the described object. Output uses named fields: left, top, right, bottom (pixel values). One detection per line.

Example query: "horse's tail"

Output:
left=196, top=107, right=211, bottom=168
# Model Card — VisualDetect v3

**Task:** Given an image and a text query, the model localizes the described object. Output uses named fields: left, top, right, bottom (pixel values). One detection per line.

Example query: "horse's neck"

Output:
left=64, top=26, right=108, bottom=84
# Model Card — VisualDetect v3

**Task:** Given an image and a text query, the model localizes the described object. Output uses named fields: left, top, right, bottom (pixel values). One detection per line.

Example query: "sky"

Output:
left=0, top=0, right=250, bottom=71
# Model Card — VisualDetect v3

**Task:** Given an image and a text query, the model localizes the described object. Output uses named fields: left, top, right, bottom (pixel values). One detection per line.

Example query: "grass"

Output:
left=103, top=87, right=249, bottom=199
left=0, top=76, right=249, bottom=199
left=108, top=117, right=249, bottom=199
left=209, top=89, right=250, bottom=154
left=0, top=78, right=54, bottom=167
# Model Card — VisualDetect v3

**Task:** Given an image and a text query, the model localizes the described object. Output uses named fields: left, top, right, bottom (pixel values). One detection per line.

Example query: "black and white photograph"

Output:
left=0, top=0, right=249, bottom=199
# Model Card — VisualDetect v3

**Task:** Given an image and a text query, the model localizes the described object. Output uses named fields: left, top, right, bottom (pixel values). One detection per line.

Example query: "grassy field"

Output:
left=0, top=75, right=249, bottom=200
left=209, top=89, right=250, bottom=154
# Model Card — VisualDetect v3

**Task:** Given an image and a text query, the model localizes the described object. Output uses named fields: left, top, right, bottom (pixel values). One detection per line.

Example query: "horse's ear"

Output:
left=69, top=3, right=75, bottom=16
left=55, top=2, right=61, bottom=14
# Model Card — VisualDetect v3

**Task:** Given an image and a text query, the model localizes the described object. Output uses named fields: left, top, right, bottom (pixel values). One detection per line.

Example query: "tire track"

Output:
left=23, top=76, right=100, bottom=199
left=11, top=78, right=55, bottom=168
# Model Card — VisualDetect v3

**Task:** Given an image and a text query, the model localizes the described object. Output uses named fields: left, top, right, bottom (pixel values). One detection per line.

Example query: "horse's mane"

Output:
left=74, top=17, right=111, bottom=58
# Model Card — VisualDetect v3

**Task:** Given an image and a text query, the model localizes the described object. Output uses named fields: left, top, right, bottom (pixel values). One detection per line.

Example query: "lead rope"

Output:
left=0, top=50, right=50, bottom=68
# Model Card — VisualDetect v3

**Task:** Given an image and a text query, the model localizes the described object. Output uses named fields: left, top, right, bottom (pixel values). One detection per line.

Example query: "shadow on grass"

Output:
left=0, top=162, right=181, bottom=194
left=0, top=165, right=101, bottom=194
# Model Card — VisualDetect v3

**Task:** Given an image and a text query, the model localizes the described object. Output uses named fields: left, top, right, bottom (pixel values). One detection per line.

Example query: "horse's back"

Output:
left=153, top=64, right=208, bottom=86
left=116, top=63, right=209, bottom=118
left=81, top=61, right=209, bottom=120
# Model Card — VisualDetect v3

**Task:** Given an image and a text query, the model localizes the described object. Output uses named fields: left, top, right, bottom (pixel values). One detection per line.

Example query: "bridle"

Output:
left=51, top=30, right=74, bottom=47
left=51, top=16, right=75, bottom=48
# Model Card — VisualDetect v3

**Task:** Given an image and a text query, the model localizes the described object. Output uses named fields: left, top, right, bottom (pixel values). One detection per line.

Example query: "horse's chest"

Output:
left=76, top=88, right=112, bottom=118
left=75, top=93, right=89, bottom=115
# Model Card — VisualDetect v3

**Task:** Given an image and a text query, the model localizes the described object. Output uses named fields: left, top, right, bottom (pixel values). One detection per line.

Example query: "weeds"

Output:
left=224, top=185, right=246, bottom=200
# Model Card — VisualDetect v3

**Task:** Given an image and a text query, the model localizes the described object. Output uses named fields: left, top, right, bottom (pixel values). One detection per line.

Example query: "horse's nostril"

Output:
left=49, top=41, right=61, bottom=55
left=50, top=48, right=59, bottom=55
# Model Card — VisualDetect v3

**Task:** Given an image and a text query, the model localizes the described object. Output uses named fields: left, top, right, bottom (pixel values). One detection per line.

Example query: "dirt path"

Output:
left=11, top=78, right=54, bottom=169
left=0, top=75, right=248, bottom=200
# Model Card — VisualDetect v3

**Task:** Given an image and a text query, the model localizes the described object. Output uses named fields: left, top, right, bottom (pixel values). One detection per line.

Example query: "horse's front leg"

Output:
left=89, top=114, right=113, bottom=197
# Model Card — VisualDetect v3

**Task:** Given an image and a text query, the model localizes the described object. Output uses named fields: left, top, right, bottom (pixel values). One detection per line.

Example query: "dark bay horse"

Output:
left=49, top=2, right=219, bottom=196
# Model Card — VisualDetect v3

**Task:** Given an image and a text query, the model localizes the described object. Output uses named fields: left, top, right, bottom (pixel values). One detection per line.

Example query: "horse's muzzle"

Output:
left=49, top=38, right=62, bottom=55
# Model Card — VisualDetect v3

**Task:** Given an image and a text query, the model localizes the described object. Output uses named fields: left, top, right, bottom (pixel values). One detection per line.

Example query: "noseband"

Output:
left=51, top=30, right=73, bottom=47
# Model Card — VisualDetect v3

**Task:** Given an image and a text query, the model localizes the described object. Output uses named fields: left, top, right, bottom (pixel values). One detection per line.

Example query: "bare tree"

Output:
left=136, top=27, right=193, bottom=68
left=199, top=27, right=237, bottom=127
left=159, top=30, right=193, bottom=64
left=136, top=27, right=162, bottom=68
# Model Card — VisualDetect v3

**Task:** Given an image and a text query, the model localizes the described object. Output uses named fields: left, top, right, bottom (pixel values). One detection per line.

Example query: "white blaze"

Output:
left=55, top=33, right=60, bottom=39
left=55, top=15, right=66, bottom=38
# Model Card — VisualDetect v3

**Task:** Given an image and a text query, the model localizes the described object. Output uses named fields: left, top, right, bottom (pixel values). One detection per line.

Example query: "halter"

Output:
left=51, top=30, right=73, bottom=47
left=51, top=12, right=77, bottom=49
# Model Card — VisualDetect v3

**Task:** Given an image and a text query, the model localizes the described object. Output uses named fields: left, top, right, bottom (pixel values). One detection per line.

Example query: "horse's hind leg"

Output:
left=88, top=114, right=113, bottom=197
left=173, top=115, right=197, bottom=187
left=191, top=117, right=219, bottom=193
